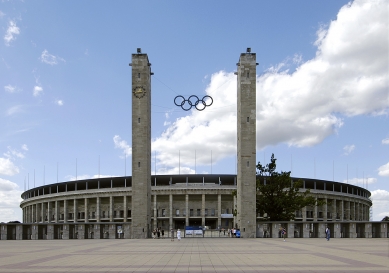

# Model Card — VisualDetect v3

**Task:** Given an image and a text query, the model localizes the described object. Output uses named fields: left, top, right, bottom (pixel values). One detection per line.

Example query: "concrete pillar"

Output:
left=131, top=50, right=152, bottom=239
left=302, top=206, right=307, bottom=221
left=169, top=194, right=173, bottom=230
left=35, top=204, right=39, bottom=223
left=109, top=196, right=113, bottom=222
left=218, top=194, right=222, bottom=228
left=202, top=194, right=205, bottom=227
left=55, top=200, right=59, bottom=223
left=313, top=197, right=318, bottom=221
left=340, top=200, right=344, bottom=221
left=153, top=194, right=157, bottom=230
left=85, top=198, right=89, bottom=223
left=233, top=195, right=237, bottom=228
left=332, top=199, right=337, bottom=221
left=74, top=199, right=77, bottom=222
left=123, top=196, right=127, bottom=222
left=185, top=194, right=189, bottom=227
left=41, top=202, right=44, bottom=222
left=47, top=202, right=51, bottom=222
left=64, top=200, right=68, bottom=222
left=96, top=197, right=100, bottom=222
left=323, top=197, right=328, bottom=221
left=236, top=49, right=257, bottom=238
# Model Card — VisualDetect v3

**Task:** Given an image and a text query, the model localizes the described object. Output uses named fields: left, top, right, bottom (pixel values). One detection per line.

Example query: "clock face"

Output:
left=133, top=86, right=146, bottom=98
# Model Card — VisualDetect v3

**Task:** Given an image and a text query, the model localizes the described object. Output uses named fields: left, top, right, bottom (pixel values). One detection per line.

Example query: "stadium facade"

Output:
left=1, top=49, right=387, bottom=240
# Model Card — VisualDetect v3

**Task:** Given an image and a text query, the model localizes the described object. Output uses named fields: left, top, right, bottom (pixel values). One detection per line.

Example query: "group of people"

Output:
left=227, top=228, right=238, bottom=237
left=170, top=228, right=181, bottom=241
left=152, top=228, right=165, bottom=239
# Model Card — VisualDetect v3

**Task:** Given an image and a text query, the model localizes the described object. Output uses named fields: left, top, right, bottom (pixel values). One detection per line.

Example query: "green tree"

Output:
left=381, top=216, right=389, bottom=221
left=256, top=153, right=324, bottom=221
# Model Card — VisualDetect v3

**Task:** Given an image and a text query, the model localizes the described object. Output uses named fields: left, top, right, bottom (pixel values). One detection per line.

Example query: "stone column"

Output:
left=85, top=198, right=89, bottom=223
left=35, top=204, right=39, bottom=223
left=340, top=200, right=344, bottom=221
left=96, top=197, right=100, bottom=222
left=185, top=194, right=189, bottom=227
left=236, top=49, right=257, bottom=238
left=109, top=196, right=113, bottom=222
left=332, top=199, right=337, bottom=221
left=41, top=202, right=45, bottom=222
left=218, top=194, right=222, bottom=228
left=74, top=199, right=78, bottom=222
left=323, top=197, right=328, bottom=221
left=169, top=194, right=173, bottom=230
left=123, top=196, right=127, bottom=222
left=55, top=200, right=59, bottom=223
left=153, top=194, right=157, bottom=230
left=47, top=202, right=51, bottom=222
left=302, top=206, right=307, bottom=221
left=202, top=194, right=205, bottom=227
left=313, top=197, right=318, bottom=221
left=31, top=204, right=35, bottom=223
left=64, top=200, right=68, bottom=222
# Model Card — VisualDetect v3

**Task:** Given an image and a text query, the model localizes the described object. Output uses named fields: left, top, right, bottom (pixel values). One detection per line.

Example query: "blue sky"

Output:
left=0, top=0, right=388, bottom=222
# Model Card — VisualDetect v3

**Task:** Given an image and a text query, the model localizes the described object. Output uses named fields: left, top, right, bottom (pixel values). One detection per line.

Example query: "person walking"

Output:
left=170, top=228, right=174, bottom=241
left=282, top=227, right=287, bottom=241
left=161, top=229, right=165, bottom=239
left=325, top=227, right=331, bottom=241
left=177, top=229, right=181, bottom=241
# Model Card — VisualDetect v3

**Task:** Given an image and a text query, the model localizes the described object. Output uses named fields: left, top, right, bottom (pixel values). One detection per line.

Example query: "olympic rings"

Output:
left=174, top=95, right=213, bottom=111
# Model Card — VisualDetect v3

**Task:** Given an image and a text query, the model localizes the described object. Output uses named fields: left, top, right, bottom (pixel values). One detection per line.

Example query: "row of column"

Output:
left=152, top=194, right=231, bottom=230
left=23, top=196, right=129, bottom=224
left=301, top=197, right=370, bottom=221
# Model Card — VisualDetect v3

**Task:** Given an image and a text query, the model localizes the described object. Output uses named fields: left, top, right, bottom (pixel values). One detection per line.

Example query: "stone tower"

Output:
left=236, top=48, right=257, bottom=238
left=130, top=48, right=152, bottom=239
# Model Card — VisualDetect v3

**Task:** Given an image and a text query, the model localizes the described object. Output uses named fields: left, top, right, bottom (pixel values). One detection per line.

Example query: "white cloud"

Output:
left=0, top=146, right=27, bottom=176
left=382, top=138, right=389, bottom=144
left=0, top=178, right=19, bottom=191
left=56, top=100, right=64, bottom=106
left=4, top=146, right=26, bottom=159
left=150, top=0, right=388, bottom=171
left=113, top=135, right=132, bottom=157
left=0, top=11, right=5, bottom=18
left=343, top=144, right=355, bottom=155
left=0, top=179, right=23, bottom=223
left=156, top=167, right=195, bottom=175
left=6, top=105, right=22, bottom=116
left=342, top=177, right=376, bottom=185
left=33, top=85, right=43, bottom=96
left=378, top=162, right=389, bottom=177
left=40, top=49, right=65, bottom=65
left=370, top=189, right=389, bottom=221
left=4, top=84, right=17, bottom=93
left=0, top=157, right=19, bottom=176
left=4, top=20, right=20, bottom=46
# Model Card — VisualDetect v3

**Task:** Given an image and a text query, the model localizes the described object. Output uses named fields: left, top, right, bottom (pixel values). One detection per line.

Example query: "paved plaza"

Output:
left=0, top=238, right=388, bottom=273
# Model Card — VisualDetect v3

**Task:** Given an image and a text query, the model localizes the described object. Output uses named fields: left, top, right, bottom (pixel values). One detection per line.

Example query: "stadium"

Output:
left=1, top=49, right=387, bottom=240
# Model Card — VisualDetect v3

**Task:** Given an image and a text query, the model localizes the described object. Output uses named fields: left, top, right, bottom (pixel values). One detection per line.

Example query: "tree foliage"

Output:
left=256, top=153, right=324, bottom=221
left=382, top=216, right=389, bottom=221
